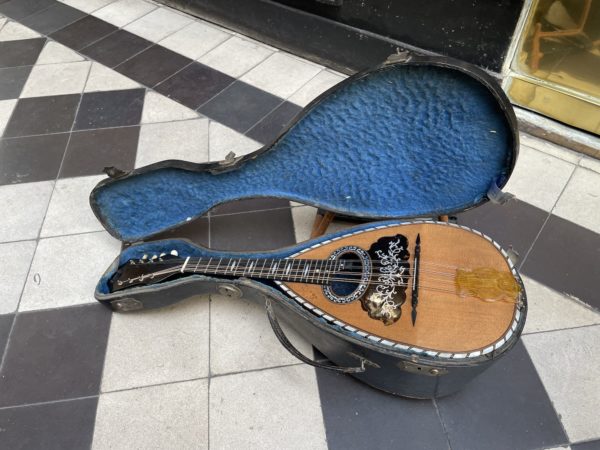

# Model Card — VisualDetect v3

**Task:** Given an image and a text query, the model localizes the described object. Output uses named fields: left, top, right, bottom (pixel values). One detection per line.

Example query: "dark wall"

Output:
left=276, top=0, right=525, bottom=71
left=162, top=0, right=524, bottom=73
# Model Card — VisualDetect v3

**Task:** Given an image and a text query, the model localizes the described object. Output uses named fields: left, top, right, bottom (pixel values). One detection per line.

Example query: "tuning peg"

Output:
left=159, top=253, right=166, bottom=258
left=151, top=255, right=158, bottom=261
left=170, top=250, right=178, bottom=256
left=142, top=254, right=148, bottom=260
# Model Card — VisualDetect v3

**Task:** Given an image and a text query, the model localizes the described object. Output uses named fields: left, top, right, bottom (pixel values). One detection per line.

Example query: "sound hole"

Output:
left=329, top=252, right=363, bottom=297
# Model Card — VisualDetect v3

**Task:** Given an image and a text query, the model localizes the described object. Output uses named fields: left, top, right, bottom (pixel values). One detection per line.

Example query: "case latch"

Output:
left=209, top=152, right=243, bottom=174
left=111, top=298, right=143, bottom=312
left=397, top=360, right=448, bottom=376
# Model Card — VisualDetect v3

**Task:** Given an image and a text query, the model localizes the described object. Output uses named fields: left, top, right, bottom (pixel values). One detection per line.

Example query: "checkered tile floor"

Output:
left=0, top=0, right=599, bottom=449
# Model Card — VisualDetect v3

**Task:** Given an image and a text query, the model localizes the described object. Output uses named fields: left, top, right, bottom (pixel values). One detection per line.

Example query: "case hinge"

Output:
left=209, top=152, right=243, bottom=174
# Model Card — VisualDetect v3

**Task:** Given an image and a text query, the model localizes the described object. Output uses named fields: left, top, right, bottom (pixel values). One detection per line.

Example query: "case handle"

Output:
left=265, top=299, right=368, bottom=374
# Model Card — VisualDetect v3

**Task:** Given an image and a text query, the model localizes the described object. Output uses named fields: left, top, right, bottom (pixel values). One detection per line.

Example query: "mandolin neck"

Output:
left=180, top=256, right=347, bottom=285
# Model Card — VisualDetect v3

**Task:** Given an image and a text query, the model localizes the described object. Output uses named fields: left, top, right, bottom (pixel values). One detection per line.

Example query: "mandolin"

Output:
left=109, top=221, right=525, bottom=358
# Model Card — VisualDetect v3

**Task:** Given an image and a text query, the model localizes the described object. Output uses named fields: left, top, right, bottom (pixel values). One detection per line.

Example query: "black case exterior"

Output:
left=93, top=55, right=525, bottom=399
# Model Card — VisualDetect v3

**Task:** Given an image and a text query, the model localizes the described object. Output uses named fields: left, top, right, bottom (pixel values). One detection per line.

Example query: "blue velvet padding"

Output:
left=93, top=64, right=513, bottom=242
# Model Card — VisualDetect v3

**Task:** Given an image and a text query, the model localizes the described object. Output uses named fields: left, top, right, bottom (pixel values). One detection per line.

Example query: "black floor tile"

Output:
left=21, top=2, right=86, bottom=34
left=210, top=208, right=296, bottom=251
left=0, top=0, right=55, bottom=20
left=456, top=199, right=549, bottom=261
left=210, top=198, right=290, bottom=216
left=246, top=101, right=302, bottom=144
left=572, top=440, right=600, bottom=450
left=50, top=15, right=117, bottom=50
left=199, top=81, right=282, bottom=134
left=0, top=66, right=33, bottom=100
left=0, top=304, right=111, bottom=407
left=3, top=94, right=80, bottom=137
left=0, top=133, right=69, bottom=184
left=521, top=214, right=600, bottom=311
left=0, top=397, right=98, bottom=450
left=151, top=216, right=210, bottom=247
left=155, top=62, right=235, bottom=110
left=74, top=88, right=145, bottom=130
left=437, top=342, right=568, bottom=450
left=60, top=126, right=139, bottom=178
left=80, top=29, right=153, bottom=68
left=316, top=369, right=449, bottom=450
left=0, top=38, right=46, bottom=68
left=114, top=45, right=192, bottom=88
left=0, top=313, right=14, bottom=362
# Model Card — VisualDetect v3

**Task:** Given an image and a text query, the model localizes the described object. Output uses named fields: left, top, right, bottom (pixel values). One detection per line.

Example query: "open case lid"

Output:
left=90, top=55, right=518, bottom=243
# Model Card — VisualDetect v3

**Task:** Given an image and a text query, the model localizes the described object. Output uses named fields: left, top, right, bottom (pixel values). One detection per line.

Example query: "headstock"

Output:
left=109, top=250, right=185, bottom=292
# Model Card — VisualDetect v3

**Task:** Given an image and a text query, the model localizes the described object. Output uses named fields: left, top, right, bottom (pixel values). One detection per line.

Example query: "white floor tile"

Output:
left=198, top=36, right=274, bottom=78
left=288, top=70, right=345, bottom=107
left=291, top=205, right=356, bottom=243
left=92, top=0, right=157, bottom=27
left=521, top=276, right=600, bottom=334
left=524, top=326, right=600, bottom=442
left=0, top=98, right=17, bottom=136
left=20, top=61, right=91, bottom=98
left=0, top=240, right=36, bottom=314
left=41, top=175, right=106, bottom=238
left=208, top=121, right=261, bottom=162
left=519, top=133, right=582, bottom=164
left=210, top=293, right=314, bottom=375
left=240, top=52, right=322, bottom=99
left=101, top=295, right=210, bottom=392
left=158, top=21, right=231, bottom=60
left=579, top=156, right=600, bottom=174
left=0, top=181, right=53, bottom=242
left=93, top=379, right=208, bottom=450
left=210, top=365, right=327, bottom=450
left=0, top=17, right=6, bottom=32
left=135, top=119, right=209, bottom=167
left=58, top=0, right=117, bottom=14
left=19, top=231, right=120, bottom=311
left=36, top=41, right=85, bottom=65
left=124, top=7, right=192, bottom=42
left=0, top=21, right=40, bottom=41
left=553, top=167, right=600, bottom=234
left=84, top=62, right=140, bottom=92
left=503, top=145, right=576, bottom=211
left=140, top=90, right=198, bottom=124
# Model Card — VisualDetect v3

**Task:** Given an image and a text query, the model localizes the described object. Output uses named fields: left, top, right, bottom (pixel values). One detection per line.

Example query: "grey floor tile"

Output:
left=0, top=181, right=53, bottom=242
left=3, top=94, right=79, bottom=137
left=80, top=29, right=153, bottom=68
left=0, top=397, right=98, bottom=450
left=114, top=44, right=192, bottom=88
left=0, top=304, right=111, bottom=407
left=198, top=80, right=282, bottom=133
left=553, top=167, right=600, bottom=234
left=0, top=133, right=69, bottom=184
left=21, top=2, right=85, bottom=34
left=437, top=342, right=568, bottom=450
left=0, top=241, right=36, bottom=314
left=210, top=207, right=296, bottom=251
left=93, top=379, right=208, bottom=449
left=0, top=313, right=14, bottom=361
left=524, top=326, right=600, bottom=443
left=0, top=37, right=45, bottom=68
left=316, top=368, right=449, bottom=450
left=246, top=101, right=302, bottom=144
left=0, top=0, right=55, bottom=20
left=522, top=214, right=600, bottom=311
left=571, top=440, right=600, bottom=450
left=0, top=66, right=32, bottom=100
left=74, top=88, right=145, bottom=130
left=50, top=15, right=117, bottom=50
left=456, top=199, right=549, bottom=260
left=210, top=365, right=326, bottom=449
left=150, top=215, right=209, bottom=246
left=155, top=62, right=234, bottom=110
left=60, top=126, right=139, bottom=178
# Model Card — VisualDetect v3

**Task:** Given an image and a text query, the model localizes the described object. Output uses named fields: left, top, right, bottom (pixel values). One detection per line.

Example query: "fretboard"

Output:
left=181, top=257, right=347, bottom=285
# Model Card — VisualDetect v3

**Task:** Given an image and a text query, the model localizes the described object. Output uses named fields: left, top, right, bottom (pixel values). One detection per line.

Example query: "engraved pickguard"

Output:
left=362, top=235, right=411, bottom=326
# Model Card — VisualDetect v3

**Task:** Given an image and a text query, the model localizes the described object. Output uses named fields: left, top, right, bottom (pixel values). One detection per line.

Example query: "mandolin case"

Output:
left=90, top=54, right=525, bottom=398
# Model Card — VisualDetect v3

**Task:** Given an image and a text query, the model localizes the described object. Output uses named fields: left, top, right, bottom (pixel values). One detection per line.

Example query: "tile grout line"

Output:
left=518, top=163, right=579, bottom=269
left=432, top=398, right=454, bottom=450
left=523, top=322, right=600, bottom=338
left=0, top=394, right=99, bottom=411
